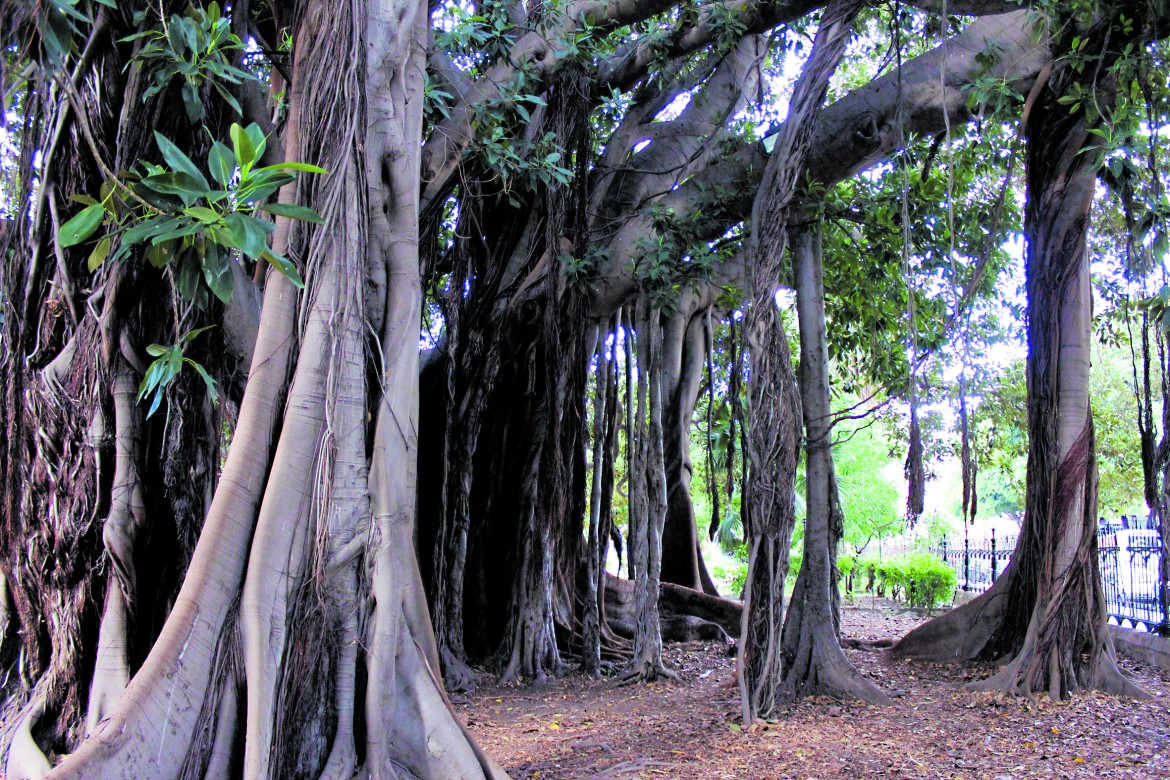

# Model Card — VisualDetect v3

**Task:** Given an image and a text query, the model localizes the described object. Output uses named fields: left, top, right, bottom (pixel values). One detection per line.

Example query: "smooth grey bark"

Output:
left=781, top=222, right=889, bottom=705
left=590, top=10, right=1049, bottom=315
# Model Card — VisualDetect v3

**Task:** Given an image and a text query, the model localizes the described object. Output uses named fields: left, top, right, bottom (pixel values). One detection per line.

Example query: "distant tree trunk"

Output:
left=894, top=20, right=1148, bottom=700
left=661, top=304, right=720, bottom=595
left=738, top=0, right=863, bottom=721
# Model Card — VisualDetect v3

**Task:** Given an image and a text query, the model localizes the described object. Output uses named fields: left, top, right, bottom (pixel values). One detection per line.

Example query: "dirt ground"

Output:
left=458, top=602, right=1170, bottom=780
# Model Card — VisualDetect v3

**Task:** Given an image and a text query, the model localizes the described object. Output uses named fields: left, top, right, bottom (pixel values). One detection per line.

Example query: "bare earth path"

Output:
left=459, top=602, right=1170, bottom=779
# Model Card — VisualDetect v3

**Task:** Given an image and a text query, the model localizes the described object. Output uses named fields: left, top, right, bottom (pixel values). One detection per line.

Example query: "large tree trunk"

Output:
left=737, top=0, right=863, bottom=722
left=894, top=14, right=1148, bottom=701
left=22, top=0, right=511, bottom=777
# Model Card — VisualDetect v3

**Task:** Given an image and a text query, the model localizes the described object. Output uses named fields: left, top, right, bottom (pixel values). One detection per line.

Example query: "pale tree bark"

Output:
left=581, top=320, right=611, bottom=676
left=619, top=301, right=678, bottom=683
left=590, top=9, right=1050, bottom=316
left=781, top=222, right=890, bottom=705
left=36, top=0, right=510, bottom=777
left=738, top=0, right=866, bottom=721
left=660, top=301, right=721, bottom=595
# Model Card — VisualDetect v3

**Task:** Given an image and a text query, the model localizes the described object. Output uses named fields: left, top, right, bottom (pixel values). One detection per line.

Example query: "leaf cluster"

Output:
left=122, top=1, right=254, bottom=122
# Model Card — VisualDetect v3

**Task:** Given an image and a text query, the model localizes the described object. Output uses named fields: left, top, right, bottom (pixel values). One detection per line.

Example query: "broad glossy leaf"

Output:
left=154, top=132, right=209, bottom=191
left=230, top=123, right=256, bottom=170
left=260, top=202, right=325, bottom=224
left=145, top=241, right=175, bottom=269
left=175, top=252, right=202, bottom=301
left=181, top=80, right=204, bottom=123
left=262, top=250, right=305, bottom=289
left=201, top=245, right=234, bottom=303
left=222, top=213, right=270, bottom=259
left=186, top=205, right=221, bottom=224
left=138, top=171, right=207, bottom=206
left=59, top=203, right=106, bottom=247
left=87, top=236, right=111, bottom=271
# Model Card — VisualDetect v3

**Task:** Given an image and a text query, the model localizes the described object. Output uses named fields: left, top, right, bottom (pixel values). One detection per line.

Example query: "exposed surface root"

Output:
left=6, top=698, right=51, bottom=780
left=441, top=646, right=481, bottom=693
left=615, top=657, right=680, bottom=686
left=890, top=576, right=1009, bottom=663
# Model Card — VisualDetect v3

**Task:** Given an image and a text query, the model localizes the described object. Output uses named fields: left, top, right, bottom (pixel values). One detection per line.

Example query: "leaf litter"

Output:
left=458, top=600, right=1170, bottom=779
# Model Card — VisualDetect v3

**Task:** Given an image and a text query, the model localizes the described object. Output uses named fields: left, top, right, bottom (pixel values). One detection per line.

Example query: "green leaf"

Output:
left=59, top=203, right=106, bottom=247
left=187, top=359, right=220, bottom=404
left=145, top=240, right=174, bottom=269
left=260, top=202, right=324, bottom=224
left=121, top=215, right=180, bottom=248
left=221, top=213, right=271, bottom=259
left=138, top=171, right=208, bottom=205
left=180, top=80, right=203, bottom=122
left=87, top=236, right=111, bottom=271
left=201, top=245, right=234, bottom=303
left=175, top=252, right=202, bottom=301
left=154, top=132, right=210, bottom=191
left=230, top=123, right=257, bottom=169
left=236, top=169, right=295, bottom=203
left=180, top=325, right=217, bottom=344
left=211, top=82, right=243, bottom=117
left=145, top=344, right=168, bottom=357
left=244, top=123, right=267, bottom=161
left=186, top=205, right=221, bottom=224
left=262, top=250, right=304, bottom=289
left=255, top=161, right=328, bottom=175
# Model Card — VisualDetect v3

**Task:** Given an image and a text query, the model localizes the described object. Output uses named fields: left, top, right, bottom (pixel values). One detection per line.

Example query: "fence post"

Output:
left=991, top=528, right=998, bottom=582
left=1160, top=529, right=1168, bottom=636
left=963, top=535, right=970, bottom=591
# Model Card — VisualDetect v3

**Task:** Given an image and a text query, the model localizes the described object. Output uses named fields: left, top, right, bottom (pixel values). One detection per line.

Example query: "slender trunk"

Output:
left=738, top=0, right=863, bottom=720
left=620, top=302, right=676, bottom=683
left=661, top=306, right=719, bottom=595
left=780, top=222, right=889, bottom=705
left=582, top=321, right=611, bottom=676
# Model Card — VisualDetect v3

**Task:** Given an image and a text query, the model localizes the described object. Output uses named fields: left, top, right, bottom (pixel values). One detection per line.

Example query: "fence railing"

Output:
left=932, top=529, right=1169, bottom=636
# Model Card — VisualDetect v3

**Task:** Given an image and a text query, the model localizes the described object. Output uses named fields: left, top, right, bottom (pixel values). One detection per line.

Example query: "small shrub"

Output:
left=838, top=552, right=857, bottom=592
left=874, top=552, right=955, bottom=610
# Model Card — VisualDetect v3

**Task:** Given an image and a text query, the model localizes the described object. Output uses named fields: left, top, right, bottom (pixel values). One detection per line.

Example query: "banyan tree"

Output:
left=0, top=0, right=1163, bottom=776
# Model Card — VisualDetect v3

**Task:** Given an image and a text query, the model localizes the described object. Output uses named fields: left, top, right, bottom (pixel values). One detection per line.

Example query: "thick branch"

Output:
left=590, top=9, right=1048, bottom=314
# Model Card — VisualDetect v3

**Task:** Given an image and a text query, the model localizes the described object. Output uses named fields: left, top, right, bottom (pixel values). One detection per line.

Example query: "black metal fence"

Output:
left=933, top=529, right=1170, bottom=636
left=935, top=532, right=1015, bottom=595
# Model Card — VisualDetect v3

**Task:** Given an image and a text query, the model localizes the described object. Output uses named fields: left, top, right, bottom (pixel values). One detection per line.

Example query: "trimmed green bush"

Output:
left=873, top=551, right=956, bottom=610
